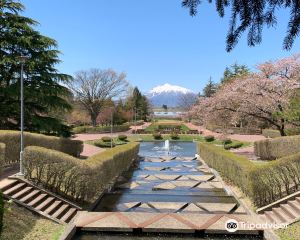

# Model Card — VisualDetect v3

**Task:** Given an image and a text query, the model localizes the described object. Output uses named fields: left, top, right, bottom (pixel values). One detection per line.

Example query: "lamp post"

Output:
left=110, top=107, right=113, bottom=148
left=18, top=56, right=29, bottom=176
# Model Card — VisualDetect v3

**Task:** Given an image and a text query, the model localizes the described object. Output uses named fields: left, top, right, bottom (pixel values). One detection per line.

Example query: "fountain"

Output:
left=164, top=140, right=170, bottom=154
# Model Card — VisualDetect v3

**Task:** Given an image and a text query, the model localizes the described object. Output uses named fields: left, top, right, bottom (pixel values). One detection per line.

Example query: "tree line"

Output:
left=0, top=1, right=149, bottom=136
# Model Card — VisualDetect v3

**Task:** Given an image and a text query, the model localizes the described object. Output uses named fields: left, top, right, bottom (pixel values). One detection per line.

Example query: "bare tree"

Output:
left=178, top=92, right=198, bottom=111
left=68, top=69, right=129, bottom=126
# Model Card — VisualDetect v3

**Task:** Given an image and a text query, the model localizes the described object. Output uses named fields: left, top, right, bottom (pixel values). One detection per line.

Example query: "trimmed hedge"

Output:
left=254, top=135, right=300, bottom=160
left=0, top=131, right=83, bottom=165
left=204, top=135, right=215, bottom=142
left=153, top=132, right=162, bottom=140
left=73, top=124, right=130, bottom=134
left=101, top=136, right=112, bottom=142
left=262, top=129, right=281, bottom=138
left=198, top=143, right=254, bottom=194
left=94, top=140, right=115, bottom=148
left=170, top=132, right=179, bottom=140
left=0, top=191, right=3, bottom=234
left=0, top=143, right=5, bottom=174
left=24, top=142, right=139, bottom=203
left=118, top=135, right=127, bottom=141
left=224, top=142, right=243, bottom=150
left=198, top=142, right=300, bottom=207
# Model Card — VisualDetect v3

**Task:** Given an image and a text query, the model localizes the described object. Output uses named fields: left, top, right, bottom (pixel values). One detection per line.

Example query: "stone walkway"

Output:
left=185, top=122, right=266, bottom=143
left=80, top=143, right=105, bottom=158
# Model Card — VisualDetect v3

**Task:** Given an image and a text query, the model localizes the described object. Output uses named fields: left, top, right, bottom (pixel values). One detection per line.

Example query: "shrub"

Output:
left=198, top=143, right=254, bottom=194
left=0, top=143, right=5, bottom=174
left=170, top=132, right=179, bottom=140
left=198, top=142, right=300, bottom=207
left=24, top=142, right=139, bottom=203
left=72, top=124, right=130, bottom=134
left=224, top=142, right=243, bottom=150
left=254, top=135, right=300, bottom=160
left=286, top=127, right=300, bottom=136
left=0, top=191, right=3, bottom=234
left=101, top=136, right=112, bottom=142
left=0, top=131, right=83, bottom=165
left=118, top=135, right=127, bottom=141
left=222, top=138, right=232, bottom=145
left=153, top=132, right=162, bottom=140
left=94, top=140, right=115, bottom=148
left=262, top=129, right=281, bottom=138
left=204, top=135, right=215, bottom=142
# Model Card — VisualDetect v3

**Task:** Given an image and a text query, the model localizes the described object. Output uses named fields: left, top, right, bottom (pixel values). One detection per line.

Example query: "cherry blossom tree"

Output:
left=191, top=54, right=300, bottom=136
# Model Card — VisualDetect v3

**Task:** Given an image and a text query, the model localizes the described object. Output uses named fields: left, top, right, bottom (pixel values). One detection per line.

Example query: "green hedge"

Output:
left=198, top=143, right=254, bottom=194
left=0, top=191, right=3, bottom=234
left=198, top=142, right=300, bottom=207
left=0, top=131, right=83, bottom=165
left=254, top=135, right=300, bottom=160
left=24, top=142, right=139, bottom=203
left=73, top=124, right=130, bottom=134
left=262, top=129, right=281, bottom=138
left=0, top=143, right=5, bottom=174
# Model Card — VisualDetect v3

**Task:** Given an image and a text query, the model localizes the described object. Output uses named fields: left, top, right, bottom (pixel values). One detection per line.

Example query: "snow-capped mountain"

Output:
left=147, top=83, right=195, bottom=108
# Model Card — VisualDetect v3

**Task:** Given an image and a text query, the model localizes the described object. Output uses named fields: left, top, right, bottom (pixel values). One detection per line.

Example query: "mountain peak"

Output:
left=147, top=83, right=195, bottom=107
left=149, top=83, right=193, bottom=95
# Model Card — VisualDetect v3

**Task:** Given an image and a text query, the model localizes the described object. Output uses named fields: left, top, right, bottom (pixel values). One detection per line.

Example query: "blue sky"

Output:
left=22, top=0, right=299, bottom=93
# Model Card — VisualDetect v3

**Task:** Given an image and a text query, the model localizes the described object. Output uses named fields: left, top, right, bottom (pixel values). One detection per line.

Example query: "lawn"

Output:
left=145, top=122, right=190, bottom=132
left=1, top=201, right=64, bottom=240
left=86, top=134, right=250, bottom=149
left=276, top=221, right=300, bottom=240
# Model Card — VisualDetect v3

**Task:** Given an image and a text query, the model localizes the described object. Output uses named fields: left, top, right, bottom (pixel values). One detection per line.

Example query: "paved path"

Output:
left=185, top=122, right=266, bottom=143
left=81, top=144, right=106, bottom=158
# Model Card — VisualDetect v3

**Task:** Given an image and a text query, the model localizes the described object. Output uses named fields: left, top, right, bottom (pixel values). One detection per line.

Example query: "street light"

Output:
left=110, top=107, right=113, bottom=148
left=17, top=55, right=29, bottom=176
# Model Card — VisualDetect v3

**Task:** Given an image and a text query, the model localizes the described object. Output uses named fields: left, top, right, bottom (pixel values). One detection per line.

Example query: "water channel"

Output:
left=74, top=141, right=262, bottom=240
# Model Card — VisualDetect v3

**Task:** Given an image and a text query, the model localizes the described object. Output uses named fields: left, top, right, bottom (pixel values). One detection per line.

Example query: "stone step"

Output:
left=60, top=208, right=77, bottom=223
left=3, top=183, right=26, bottom=195
left=272, top=207, right=292, bottom=223
left=35, top=197, right=55, bottom=211
left=20, top=189, right=40, bottom=203
left=0, top=179, right=18, bottom=191
left=44, top=200, right=62, bottom=215
left=280, top=203, right=297, bottom=219
left=11, top=186, right=33, bottom=199
left=288, top=200, right=300, bottom=214
left=296, top=197, right=300, bottom=203
left=264, top=211, right=280, bottom=223
left=52, top=204, right=69, bottom=219
left=27, top=193, right=47, bottom=207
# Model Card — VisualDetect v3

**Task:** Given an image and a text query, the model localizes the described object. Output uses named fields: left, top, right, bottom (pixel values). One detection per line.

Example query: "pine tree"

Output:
left=203, top=77, right=217, bottom=97
left=220, top=63, right=250, bottom=84
left=182, top=0, right=300, bottom=51
left=0, top=0, right=72, bottom=136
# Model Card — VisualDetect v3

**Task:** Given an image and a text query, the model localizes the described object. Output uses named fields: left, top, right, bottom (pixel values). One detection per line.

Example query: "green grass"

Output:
left=85, top=134, right=250, bottom=150
left=276, top=221, right=300, bottom=240
left=145, top=122, right=190, bottom=132
left=1, top=201, right=65, bottom=240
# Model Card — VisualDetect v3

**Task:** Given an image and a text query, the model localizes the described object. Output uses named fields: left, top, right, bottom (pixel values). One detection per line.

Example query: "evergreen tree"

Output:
left=125, top=87, right=149, bottom=121
left=182, top=0, right=300, bottom=51
left=203, top=77, right=217, bottom=97
left=0, top=0, right=72, bottom=136
left=220, top=63, right=250, bottom=84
